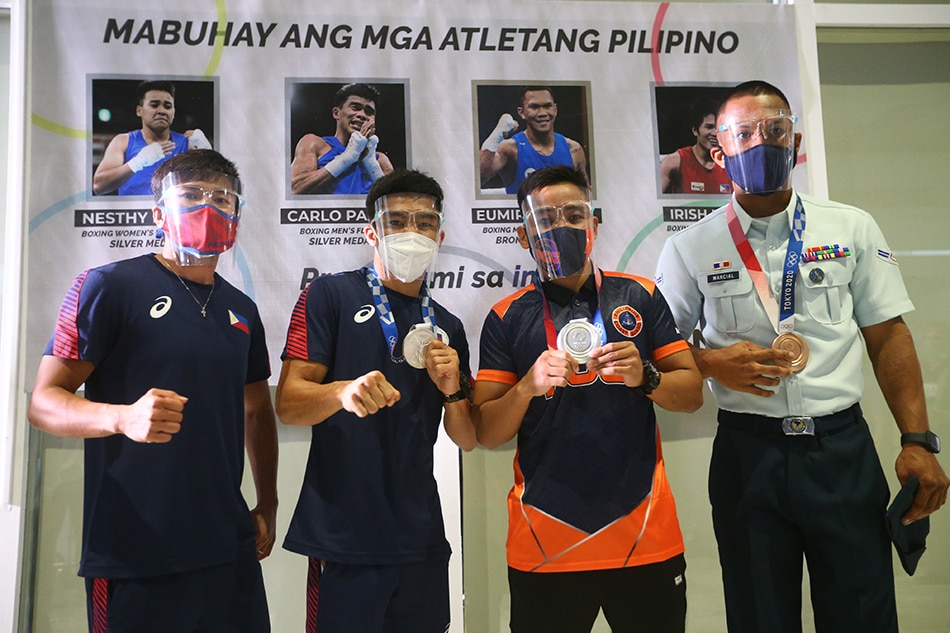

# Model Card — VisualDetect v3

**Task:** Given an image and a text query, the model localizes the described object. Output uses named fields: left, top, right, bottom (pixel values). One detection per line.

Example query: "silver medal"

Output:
left=403, top=324, right=438, bottom=369
left=556, top=318, right=600, bottom=364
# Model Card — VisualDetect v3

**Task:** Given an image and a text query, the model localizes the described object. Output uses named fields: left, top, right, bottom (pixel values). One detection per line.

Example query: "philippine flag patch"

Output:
left=229, top=310, right=250, bottom=334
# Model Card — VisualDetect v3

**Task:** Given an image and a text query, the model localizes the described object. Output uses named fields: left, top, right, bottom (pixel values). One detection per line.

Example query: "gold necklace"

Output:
left=158, top=256, right=215, bottom=317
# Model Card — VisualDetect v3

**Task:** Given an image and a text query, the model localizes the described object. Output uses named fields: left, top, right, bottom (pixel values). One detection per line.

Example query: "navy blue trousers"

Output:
left=710, top=405, right=897, bottom=633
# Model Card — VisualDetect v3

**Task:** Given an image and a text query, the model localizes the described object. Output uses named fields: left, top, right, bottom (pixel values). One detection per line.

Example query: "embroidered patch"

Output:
left=611, top=305, right=642, bottom=338
left=876, top=249, right=899, bottom=265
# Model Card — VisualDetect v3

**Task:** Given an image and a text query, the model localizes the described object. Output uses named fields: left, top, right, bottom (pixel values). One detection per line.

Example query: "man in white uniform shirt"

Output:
left=655, top=80, right=947, bottom=633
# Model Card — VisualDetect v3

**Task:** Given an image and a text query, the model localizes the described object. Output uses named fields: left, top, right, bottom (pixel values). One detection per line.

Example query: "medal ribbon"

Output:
left=365, top=266, right=437, bottom=363
left=540, top=266, right=607, bottom=352
left=726, top=196, right=806, bottom=334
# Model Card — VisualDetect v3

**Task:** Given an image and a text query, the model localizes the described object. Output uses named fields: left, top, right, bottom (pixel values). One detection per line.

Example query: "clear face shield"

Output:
left=371, top=193, right=444, bottom=283
left=158, top=170, right=244, bottom=266
left=716, top=110, right=798, bottom=196
left=521, top=196, right=595, bottom=282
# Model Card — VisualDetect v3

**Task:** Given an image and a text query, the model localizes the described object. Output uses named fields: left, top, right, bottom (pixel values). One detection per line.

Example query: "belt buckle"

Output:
left=782, top=416, right=815, bottom=436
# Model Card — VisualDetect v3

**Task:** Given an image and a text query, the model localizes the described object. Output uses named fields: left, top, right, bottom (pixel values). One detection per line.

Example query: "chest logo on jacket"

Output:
left=353, top=304, right=376, bottom=323
left=150, top=295, right=172, bottom=319
left=611, top=305, right=642, bottom=338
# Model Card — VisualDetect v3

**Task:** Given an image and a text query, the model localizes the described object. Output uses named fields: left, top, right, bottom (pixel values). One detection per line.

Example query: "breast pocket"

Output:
left=800, top=259, right=853, bottom=325
left=698, top=269, right=757, bottom=334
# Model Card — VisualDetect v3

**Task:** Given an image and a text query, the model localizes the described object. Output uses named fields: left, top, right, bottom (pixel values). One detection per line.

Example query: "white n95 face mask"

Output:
left=378, top=231, right=439, bottom=282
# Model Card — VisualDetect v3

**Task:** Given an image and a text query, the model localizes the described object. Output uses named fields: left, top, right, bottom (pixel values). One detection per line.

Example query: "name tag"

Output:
left=707, top=271, right=740, bottom=284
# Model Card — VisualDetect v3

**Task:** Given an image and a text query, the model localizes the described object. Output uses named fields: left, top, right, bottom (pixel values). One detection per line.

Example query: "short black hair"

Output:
left=136, top=80, right=176, bottom=106
left=518, top=86, right=555, bottom=108
left=334, top=83, right=381, bottom=109
left=151, top=149, right=240, bottom=200
left=365, top=169, right=444, bottom=216
left=517, top=165, right=589, bottom=209
left=689, top=95, right=723, bottom=130
left=719, top=80, right=792, bottom=118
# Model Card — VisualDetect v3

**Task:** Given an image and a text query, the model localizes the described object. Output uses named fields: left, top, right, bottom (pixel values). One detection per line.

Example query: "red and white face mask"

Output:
left=162, top=202, right=239, bottom=257
left=157, top=171, right=244, bottom=266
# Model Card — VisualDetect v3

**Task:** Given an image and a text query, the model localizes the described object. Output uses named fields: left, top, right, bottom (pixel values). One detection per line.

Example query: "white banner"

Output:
left=25, top=2, right=803, bottom=630
left=26, top=0, right=804, bottom=382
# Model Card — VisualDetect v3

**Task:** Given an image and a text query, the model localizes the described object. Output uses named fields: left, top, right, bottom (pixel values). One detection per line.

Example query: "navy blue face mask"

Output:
left=723, top=143, right=794, bottom=196
left=532, top=226, right=590, bottom=279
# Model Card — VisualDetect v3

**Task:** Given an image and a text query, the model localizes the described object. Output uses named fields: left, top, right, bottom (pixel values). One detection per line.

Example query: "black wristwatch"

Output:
left=900, top=431, right=941, bottom=454
left=636, top=360, right=661, bottom=395
left=442, top=373, right=472, bottom=404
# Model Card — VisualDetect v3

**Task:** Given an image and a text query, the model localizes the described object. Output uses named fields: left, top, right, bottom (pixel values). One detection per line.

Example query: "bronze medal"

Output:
left=772, top=332, right=809, bottom=372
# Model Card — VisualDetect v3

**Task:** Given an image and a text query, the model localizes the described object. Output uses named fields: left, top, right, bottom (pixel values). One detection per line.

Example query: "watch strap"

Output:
left=900, top=431, right=941, bottom=454
left=635, top=360, right=661, bottom=395
left=442, top=372, right=472, bottom=404
left=442, top=389, right=467, bottom=404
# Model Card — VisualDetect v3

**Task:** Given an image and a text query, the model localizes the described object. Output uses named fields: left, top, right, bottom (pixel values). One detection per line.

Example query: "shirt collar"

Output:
left=540, top=271, right=597, bottom=307
left=731, top=189, right=798, bottom=236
